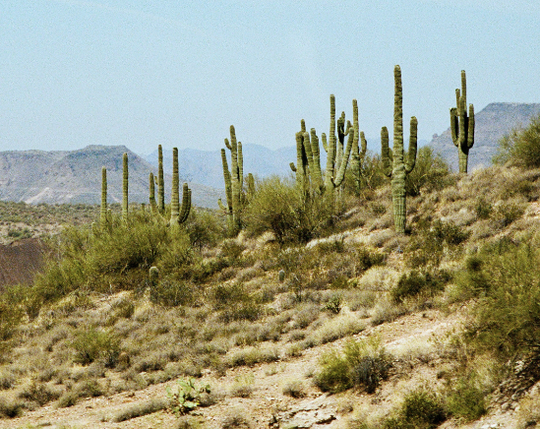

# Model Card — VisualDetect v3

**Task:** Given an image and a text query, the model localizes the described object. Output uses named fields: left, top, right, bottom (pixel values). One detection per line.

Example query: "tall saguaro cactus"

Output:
left=381, top=65, right=418, bottom=234
left=218, top=125, right=248, bottom=232
left=100, top=167, right=108, bottom=227
left=157, top=145, right=165, bottom=213
left=122, top=152, right=129, bottom=223
left=450, top=70, right=475, bottom=173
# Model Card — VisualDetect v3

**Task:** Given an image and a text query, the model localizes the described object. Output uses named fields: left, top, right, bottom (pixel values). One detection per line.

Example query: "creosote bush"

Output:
left=314, top=336, right=390, bottom=394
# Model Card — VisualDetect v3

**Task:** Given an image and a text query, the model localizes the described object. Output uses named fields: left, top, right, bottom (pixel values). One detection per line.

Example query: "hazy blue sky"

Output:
left=1, top=0, right=539, bottom=154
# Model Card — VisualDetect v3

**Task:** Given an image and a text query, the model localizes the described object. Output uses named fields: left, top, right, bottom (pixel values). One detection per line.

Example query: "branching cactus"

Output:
left=170, top=147, right=191, bottom=229
left=218, top=125, right=250, bottom=232
left=290, top=95, right=356, bottom=204
left=381, top=65, right=418, bottom=234
left=100, top=166, right=108, bottom=227
left=122, top=152, right=129, bottom=223
left=450, top=70, right=475, bottom=173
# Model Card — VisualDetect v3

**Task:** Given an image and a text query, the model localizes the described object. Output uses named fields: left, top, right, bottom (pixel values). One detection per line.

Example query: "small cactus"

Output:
left=149, top=266, right=159, bottom=288
left=278, top=269, right=286, bottom=283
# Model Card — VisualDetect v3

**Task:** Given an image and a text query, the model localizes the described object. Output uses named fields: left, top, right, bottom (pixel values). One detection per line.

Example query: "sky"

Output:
left=0, top=0, right=539, bottom=155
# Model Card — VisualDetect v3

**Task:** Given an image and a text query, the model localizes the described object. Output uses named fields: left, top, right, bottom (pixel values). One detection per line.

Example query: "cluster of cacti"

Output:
left=450, top=70, right=475, bottom=173
left=99, top=147, right=191, bottom=229
left=148, top=147, right=191, bottom=228
left=381, top=65, right=418, bottom=234
left=218, top=125, right=254, bottom=232
left=290, top=95, right=364, bottom=208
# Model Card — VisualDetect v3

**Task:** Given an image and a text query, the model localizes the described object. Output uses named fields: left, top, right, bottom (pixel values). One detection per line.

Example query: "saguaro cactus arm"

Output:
left=381, top=127, right=393, bottom=178
left=405, top=117, right=418, bottom=174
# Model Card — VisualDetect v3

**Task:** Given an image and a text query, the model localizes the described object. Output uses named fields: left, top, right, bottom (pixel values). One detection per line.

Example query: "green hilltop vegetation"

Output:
left=2, top=66, right=540, bottom=428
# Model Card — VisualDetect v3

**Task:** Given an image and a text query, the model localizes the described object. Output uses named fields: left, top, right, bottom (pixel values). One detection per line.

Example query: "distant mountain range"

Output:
left=429, top=102, right=540, bottom=171
left=0, top=102, right=538, bottom=209
left=144, top=139, right=429, bottom=190
left=0, top=145, right=223, bottom=208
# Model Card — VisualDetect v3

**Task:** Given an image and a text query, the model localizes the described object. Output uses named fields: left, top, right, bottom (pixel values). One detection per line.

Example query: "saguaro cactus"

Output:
left=218, top=125, right=249, bottom=232
left=381, top=65, right=418, bottom=234
left=148, top=172, right=158, bottom=214
left=157, top=144, right=165, bottom=213
left=170, top=147, right=191, bottom=228
left=122, top=152, right=129, bottom=223
left=100, top=167, right=108, bottom=227
left=350, top=99, right=368, bottom=195
left=450, top=70, right=475, bottom=173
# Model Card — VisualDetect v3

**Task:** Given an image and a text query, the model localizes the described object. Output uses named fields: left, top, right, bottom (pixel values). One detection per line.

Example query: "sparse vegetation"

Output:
left=3, top=78, right=540, bottom=429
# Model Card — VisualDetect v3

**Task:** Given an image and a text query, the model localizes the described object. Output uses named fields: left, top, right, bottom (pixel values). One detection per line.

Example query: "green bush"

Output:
left=406, top=219, right=469, bottom=269
left=455, top=236, right=540, bottom=360
left=245, top=175, right=332, bottom=245
left=494, top=115, right=540, bottom=168
left=383, top=389, right=446, bottom=429
left=150, top=280, right=196, bottom=307
left=406, top=146, right=453, bottom=197
left=314, top=337, right=390, bottom=394
left=69, top=327, right=121, bottom=367
left=444, top=374, right=487, bottom=421
left=391, top=270, right=448, bottom=303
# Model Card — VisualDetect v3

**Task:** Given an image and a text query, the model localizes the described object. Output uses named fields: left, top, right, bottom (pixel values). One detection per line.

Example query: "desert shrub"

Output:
left=0, top=394, right=23, bottom=418
left=444, top=374, right=487, bottom=421
left=456, top=236, right=540, bottom=359
left=344, top=153, right=387, bottom=198
left=391, top=270, right=448, bottom=303
left=474, top=197, right=492, bottom=219
left=282, top=380, right=306, bottom=398
left=314, top=336, right=390, bottom=394
left=212, top=283, right=261, bottom=322
left=406, top=219, right=469, bottom=269
left=111, top=398, right=169, bottom=422
left=383, top=389, right=446, bottom=429
left=185, top=208, right=226, bottom=250
left=150, top=279, right=196, bottom=307
left=494, top=115, right=540, bottom=168
left=405, top=146, right=453, bottom=196
left=245, top=175, right=333, bottom=245
left=229, top=374, right=255, bottom=398
left=69, top=327, right=121, bottom=367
